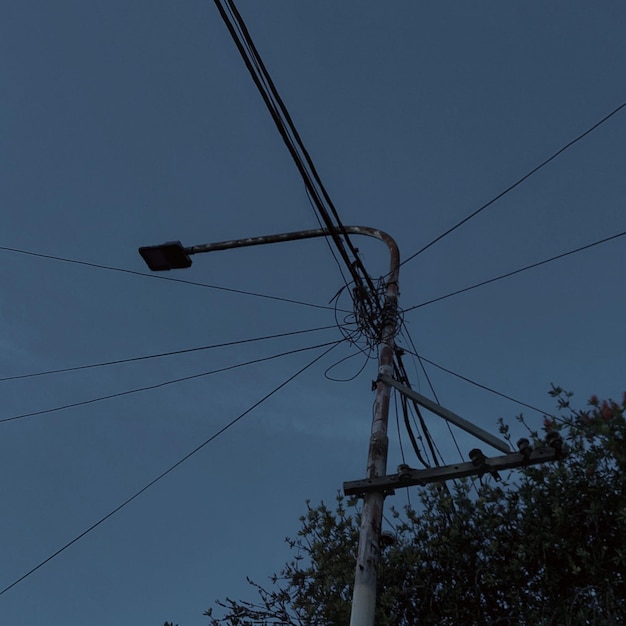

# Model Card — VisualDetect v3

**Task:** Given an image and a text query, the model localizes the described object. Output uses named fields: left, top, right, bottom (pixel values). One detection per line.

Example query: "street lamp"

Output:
left=138, top=241, right=192, bottom=271
left=139, top=225, right=399, bottom=626
left=138, top=226, right=525, bottom=625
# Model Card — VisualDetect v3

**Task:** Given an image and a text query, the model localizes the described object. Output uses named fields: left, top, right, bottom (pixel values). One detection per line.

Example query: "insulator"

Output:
left=517, top=437, right=533, bottom=459
left=469, top=448, right=486, bottom=467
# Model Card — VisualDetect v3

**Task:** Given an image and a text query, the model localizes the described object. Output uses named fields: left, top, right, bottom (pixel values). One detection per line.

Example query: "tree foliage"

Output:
left=206, top=389, right=626, bottom=625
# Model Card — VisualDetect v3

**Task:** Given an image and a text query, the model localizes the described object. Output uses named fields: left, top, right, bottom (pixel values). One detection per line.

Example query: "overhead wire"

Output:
left=0, top=245, right=346, bottom=313
left=397, top=387, right=431, bottom=469
left=392, top=347, right=469, bottom=497
left=0, top=339, right=344, bottom=425
left=323, top=348, right=371, bottom=383
left=216, top=0, right=355, bottom=294
left=391, top=391, right=413, bottom=509
left=393, top=352, right=440, bottom=467
left=9, top=2, right=619, bottom=600
left=0, top=324, right=337, bottom=382
left=393, top=389, right=407, bottom=467
left=403, top=350, right=549, bottom=416
left=305, top=186, right=354, bottom=300
left=401, top=99, right=626, bottom=268
left=0, top=341, right=340, bottom=597
left=213, top=0, right=382, bottom=320
left=331, top=278, right=383, bottom=361
left=396, top=333, right=483, bottom=497
left=14, top=6, right=616, bottom=592
left=397, top=326, right=466, bottom=463
left=404, top=229, right=626, bottom=312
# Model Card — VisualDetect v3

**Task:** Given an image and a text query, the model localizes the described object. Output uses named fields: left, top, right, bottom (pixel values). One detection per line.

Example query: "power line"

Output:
left=404, top=229, right=626, bottom=312
left=402, top=350, right=549, bottom=416
left=0, top=324, right=337, bottom=382
left=0, top=340, right=343, bottom=425
left=0, top=245, right=342, bottom=312
left=305, top=185, right=354, bottom=298
left=213, top=0, right=381, bottom=312
left=401, top=99, right=626, bottom=268
left=0, top=341, right=340, bottom=597
left=393, top=353, right=440, bottom=468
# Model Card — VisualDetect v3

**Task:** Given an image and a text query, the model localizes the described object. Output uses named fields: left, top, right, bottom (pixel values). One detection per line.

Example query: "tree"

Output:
left=206, top=389, right=626, bottom=625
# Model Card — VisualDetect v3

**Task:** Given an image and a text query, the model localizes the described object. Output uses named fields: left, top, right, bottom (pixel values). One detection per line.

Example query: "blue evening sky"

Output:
left=1, top=2, right=625, bottom=625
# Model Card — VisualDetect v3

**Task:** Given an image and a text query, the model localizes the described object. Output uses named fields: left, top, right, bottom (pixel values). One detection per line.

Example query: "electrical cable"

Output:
left=0, top=339, right=343, bottom=425
left=393, top=355, right=440, bottom=467
left=397, top=335, right=439, bottom=403
left=392, top=391, right=413, bottom=508
left=401, top=99, right=626, bottom=268
left=0, top=245, right=345, bottom=313
left=213, top=1, right=356, bottom=273
left=397, top=388, right=431, bottom=469
left=393, top=389, right=406, bottom=466
left=404, top=351, right=549, bottom=416
left=0, top=324, right=337, bottom=382
left=0, top=341, right=340, bottom=597
left=397, top=328, right=466, bottom=463
left=213, top=0, right=381, bottom=320
left=323, top=347, right=371, bottom=383
left=305, top=186, right=353, bottom=299
left=331, top=279, right=383, bottom=359
left=404, top=229, right=626, bottom=312
left=397, top=336, right=509, bottom=498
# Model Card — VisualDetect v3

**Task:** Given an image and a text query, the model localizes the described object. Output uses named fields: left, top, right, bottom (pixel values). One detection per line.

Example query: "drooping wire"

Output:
left=331, top=278, right=385, bottom=360
left=404, top=229, right=626, bottom=312
left=323, top=348, right=371, bottom=383
left=324, top=293, right=391, bottom=381
left=0, top=324, right=337, bottom=382
left=328, top=275, right=434, bottom=467
left=397, top=326, right=466, bottom=463
left=401, top=100, right=626, bottom=268
left=0, top=245, right=347, bottom=313
left=391, top=391, right=412, bottom=509
left=397, top=384, right=432, bottom=469
left=396, top=339, right=483, bottom=497
left=393, top=389, right=406, bottom=467
left=398, top=340, right=555, bottom=496
left=392, top=350, right=470, bottom=499
left=393, top=352, right=440, bottom=468
left=0, top=341, right=341, bottom=598
left=398, top=333, right=439, bottom=403
left=0, top=340, right=343, bottom=425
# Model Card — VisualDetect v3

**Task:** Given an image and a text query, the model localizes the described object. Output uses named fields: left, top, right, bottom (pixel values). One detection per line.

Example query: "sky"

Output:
left=1, top=1, right=625, bottom=624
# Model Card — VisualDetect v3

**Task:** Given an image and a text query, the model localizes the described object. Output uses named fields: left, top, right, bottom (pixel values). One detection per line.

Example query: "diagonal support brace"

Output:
left=378, top=373, right=510, bottom=453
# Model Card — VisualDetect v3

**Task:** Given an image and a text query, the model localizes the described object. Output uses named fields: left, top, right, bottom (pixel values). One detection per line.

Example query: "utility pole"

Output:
left=348, top=233, right=399, bottom=626
left=139, top=228, right=566, bottom=626
left=344, top=382, right=567, bottom=626
left=139, top=225, right=400, bottom=626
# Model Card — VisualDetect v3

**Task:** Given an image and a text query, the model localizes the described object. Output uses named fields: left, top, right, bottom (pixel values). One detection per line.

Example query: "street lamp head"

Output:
left=138, top=241, right=192, bottom=271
